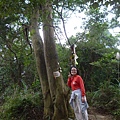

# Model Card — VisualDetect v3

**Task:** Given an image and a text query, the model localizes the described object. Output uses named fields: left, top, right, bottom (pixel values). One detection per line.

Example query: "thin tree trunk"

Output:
left=30, top=8, right=53, bottom=119
left=42, top=2, right=68, bottom=120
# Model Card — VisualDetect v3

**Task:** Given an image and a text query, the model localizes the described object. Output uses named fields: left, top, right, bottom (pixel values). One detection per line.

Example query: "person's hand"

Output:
left=81, top=96, right=85, bottom=103
left=68, top=73, right=71, bottom=78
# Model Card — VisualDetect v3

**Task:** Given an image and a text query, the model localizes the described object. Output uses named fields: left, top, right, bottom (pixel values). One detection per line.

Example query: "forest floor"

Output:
left=88, top=107, right=114, bottom=120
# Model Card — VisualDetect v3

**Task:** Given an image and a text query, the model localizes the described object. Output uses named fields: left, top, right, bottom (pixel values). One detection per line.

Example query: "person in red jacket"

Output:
left=67, top=66, right=86, bottom=102
left=67, top=66, right=88, bottom=120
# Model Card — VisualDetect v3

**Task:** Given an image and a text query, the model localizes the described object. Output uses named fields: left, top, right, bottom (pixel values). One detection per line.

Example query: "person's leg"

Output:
left=82, top=109, right=88, bottom=120
left=73, top=96, right=83, bottom=120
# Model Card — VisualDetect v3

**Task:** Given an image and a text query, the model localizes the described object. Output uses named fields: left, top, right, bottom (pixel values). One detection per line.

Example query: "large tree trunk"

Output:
left=42, top=2, right=68, bottom=120
left=30, top=8, right=53, bottom=119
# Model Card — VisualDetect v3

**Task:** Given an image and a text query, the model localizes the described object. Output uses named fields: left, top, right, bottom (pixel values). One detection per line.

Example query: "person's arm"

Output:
left=78, top=76, right=86, bottom=102
left=79, top=76, right=85, bottom=96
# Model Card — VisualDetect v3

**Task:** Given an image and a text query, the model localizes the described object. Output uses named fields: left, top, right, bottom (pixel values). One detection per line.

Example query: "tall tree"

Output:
left=42, top=2, right=68, bottom=119
left=30, top=7, right=53, bottom=118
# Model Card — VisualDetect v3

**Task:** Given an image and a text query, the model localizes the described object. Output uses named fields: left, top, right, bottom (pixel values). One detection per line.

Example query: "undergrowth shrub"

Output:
left=0, top=88, right=44, bottom=120
left=87, top=80, right=120, bottom=120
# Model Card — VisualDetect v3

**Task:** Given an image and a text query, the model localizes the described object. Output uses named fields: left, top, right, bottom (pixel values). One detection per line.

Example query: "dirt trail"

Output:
left=88, top=107, right=114, bottom=120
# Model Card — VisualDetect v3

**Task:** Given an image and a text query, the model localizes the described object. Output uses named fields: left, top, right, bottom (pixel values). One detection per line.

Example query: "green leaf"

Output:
left=92, top=2, right=99, bottom=9
left=105, top=1, right=110, bottom=7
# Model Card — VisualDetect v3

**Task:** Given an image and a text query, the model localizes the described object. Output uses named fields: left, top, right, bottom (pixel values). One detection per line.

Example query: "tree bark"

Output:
left=42, top=2, right=68, bottom=120
left=30, top=8, right=53, bottom=119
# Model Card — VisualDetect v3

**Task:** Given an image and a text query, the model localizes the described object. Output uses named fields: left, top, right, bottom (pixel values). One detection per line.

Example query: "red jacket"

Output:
left=67, top=75, right=85, bottom=96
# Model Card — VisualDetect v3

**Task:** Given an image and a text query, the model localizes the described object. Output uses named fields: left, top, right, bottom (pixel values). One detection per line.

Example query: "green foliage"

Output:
left=87, top=81, right=120, bottom=119
left=56, top=44, right=70, bottom=81
left=0, top=88, right=43, bottom=120
left=31, top=79, right=41, bottom=92
left=75, top=38, right=118, bottom=91
left=0, top=12, right=37, bottom=94
left=68, top=4, right=120, bottom=91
